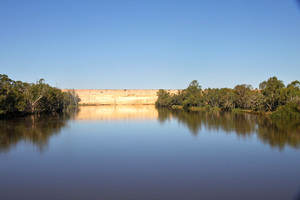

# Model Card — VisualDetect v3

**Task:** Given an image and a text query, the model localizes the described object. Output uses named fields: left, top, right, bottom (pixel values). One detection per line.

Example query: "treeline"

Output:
left=155, top=77, right=300, bottom=119
left=0, top=74, right=80, bottom=116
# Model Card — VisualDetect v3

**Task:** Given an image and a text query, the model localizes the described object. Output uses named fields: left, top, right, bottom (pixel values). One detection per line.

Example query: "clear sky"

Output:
left=1, top=0, right=300, bottom=89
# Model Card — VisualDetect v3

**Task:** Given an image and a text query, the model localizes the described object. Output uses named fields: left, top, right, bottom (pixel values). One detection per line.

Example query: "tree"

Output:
left=0, top=74, right=74, bottom=115
left=259, top=77, right=285, bottom=111
left=271, top=101, right=300, bottom=119
left=65, top=89, right=81, bottom=106
left=155, top=89, right=173, bottom=107
left=287, top=80, right=300, bottom=89
left=219, top=88, right=235, bottom=110
left=234, top=84, right=252, bottom=109
left=247, top=89, right=264, bottom=111
left=203, top=88, right=220, bottom=108
left=23, top=79, right=50, bottom=113
left=0, top=74, right=16, bottom=113
left=181, top=80, right=202, bottom=108
left=286, top=80, right=300, bottom=103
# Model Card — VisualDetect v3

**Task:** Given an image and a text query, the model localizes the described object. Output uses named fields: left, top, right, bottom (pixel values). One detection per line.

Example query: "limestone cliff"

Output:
left=62, top=89, right=179, bottom=105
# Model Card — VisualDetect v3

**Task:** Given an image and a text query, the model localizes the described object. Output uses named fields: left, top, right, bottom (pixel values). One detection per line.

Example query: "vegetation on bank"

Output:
left=155, top=77, right=300, bottom=119
left=0, top=74, right=80, bottom=116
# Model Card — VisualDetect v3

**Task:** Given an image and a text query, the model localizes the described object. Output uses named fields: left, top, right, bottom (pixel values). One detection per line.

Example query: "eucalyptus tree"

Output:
left=271, top=80, right=300, bottom=119
left=66, top=89, right=81, bottom=106
left=181, top=80, right=202, bottom=108
left=203, top=88, right=221, bottom=108
left=155, top=89, right=173, bottom=107
left=218, top=88, right=235, bottom=110
left=0, top=74, right=16, bottom=113
left=259, top=77, right=285, bottom=111
left=234, top=84, right=252, bottom=109
left=0, top=74, right=74, bottom=115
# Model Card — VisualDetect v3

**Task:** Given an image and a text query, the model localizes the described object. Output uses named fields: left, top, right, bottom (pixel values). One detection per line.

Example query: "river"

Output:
left=1, top=106, right=300, bottom=200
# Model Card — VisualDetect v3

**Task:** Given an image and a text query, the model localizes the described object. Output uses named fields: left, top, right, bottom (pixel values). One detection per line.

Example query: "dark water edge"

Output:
left=1, top=106, right=300, bottom=200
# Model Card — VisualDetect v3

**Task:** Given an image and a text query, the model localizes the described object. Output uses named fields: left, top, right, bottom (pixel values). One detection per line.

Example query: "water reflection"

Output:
left=0, top=106, right=157, bottom=154
left=75, top=105, right=158, bottom=121
left=0, top=109, right=77, bottom=153
left=1, top=106, right=300, bottom=200
left=1, top=106, right=299, bottom=153
left=157, top=108, right=257, bottom=136
left=257, top=118, right=300, bottom=149
left=157, top=108, right=300, bottom=150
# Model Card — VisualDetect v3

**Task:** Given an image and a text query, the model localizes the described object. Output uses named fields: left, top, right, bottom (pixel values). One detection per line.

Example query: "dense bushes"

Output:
left=0, top=74, right=80, bottom=115
left=156, top=77, right=300, bottom=119
left=155, top=89, right=173, bottom=107
left=271, top=98, right=300, bottom=120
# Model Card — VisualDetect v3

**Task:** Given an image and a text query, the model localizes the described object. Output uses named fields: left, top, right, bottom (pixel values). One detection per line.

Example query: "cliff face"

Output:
left=62, top=89, right=179, bottom=105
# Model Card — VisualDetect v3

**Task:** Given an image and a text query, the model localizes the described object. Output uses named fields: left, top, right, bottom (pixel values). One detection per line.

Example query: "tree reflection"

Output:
left=157, top=108, right=300, bottom=149
left=157, top=109, right=256, bottom=136
left=257, top=118, right=300, bottom=150
left=0, top=108, right=78, bottom=153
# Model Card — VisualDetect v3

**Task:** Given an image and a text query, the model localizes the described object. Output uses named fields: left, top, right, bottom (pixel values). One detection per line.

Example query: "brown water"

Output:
left=1, top=106, right=300, bottom=200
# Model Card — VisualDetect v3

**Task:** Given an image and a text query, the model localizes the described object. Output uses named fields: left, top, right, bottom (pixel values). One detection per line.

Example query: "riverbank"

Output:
left=156, top=78, right=300, bottom=120
left=171, top=105, right=268, bottom=116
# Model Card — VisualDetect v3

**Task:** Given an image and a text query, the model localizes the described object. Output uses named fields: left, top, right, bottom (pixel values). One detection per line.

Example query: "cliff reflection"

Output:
left=0, top=109, right=77, bottom=153
left=157, top=108, right=300, bottom=149
left=75, top=105, right=158, bottom=121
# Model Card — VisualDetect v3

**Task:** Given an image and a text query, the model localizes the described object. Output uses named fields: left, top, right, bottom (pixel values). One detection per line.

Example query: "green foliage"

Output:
left=287, top=80, right=300, bottom=89
left=0, top=74, right=18, bottom=113
left=259, top=76, right=285, bottom=111
left=184, top=80, right=202, bottom=107
left=203, top=88, right=221, bottom=108
left=155, top=76, right=300, bottom=119
left=155, top=89, right=173, bottom=107
left=247, top=90, right=264, bottom=111
left=0, top=74, right=79, bottom=116
left=202, top=88, right=235, bottom=110
left=65, top=89, right=81, bottom=106
left=177, top=80, right=202, bottom=109
left=218, top=88, right=235, bottom=110
left=271, top=98, right=300, bottom=120
left=170, top=93, right=182, bottom=105
left=234, top=84, right=252, bottom=109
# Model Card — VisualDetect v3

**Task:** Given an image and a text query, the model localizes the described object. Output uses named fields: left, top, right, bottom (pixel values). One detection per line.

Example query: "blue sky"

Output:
left=1, top=0, right=300, bottom=89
